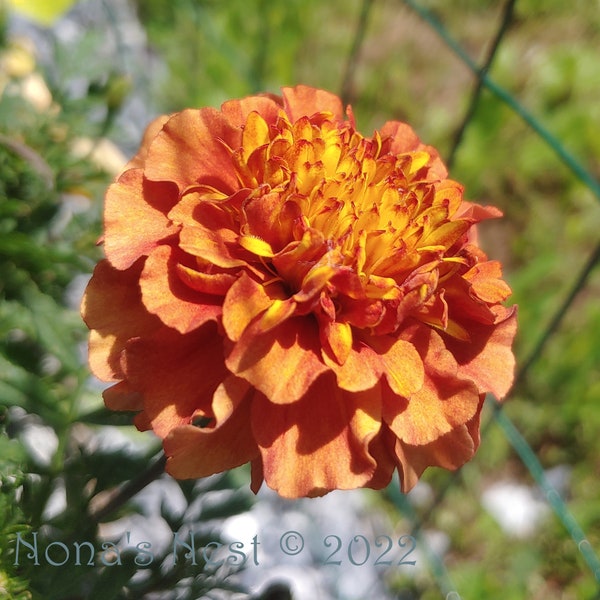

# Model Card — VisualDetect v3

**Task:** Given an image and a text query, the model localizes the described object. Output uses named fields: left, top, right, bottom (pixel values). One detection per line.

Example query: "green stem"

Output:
left=447, top=0, right=516, bottom=169
left=340, top=0, right=375, bottom=106
left=88, top=453, right=167, bottom=524
left=516, top=239, right=600, bottom=386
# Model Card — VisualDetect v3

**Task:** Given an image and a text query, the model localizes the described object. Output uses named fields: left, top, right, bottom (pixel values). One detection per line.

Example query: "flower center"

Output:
left=232, top=110, right=468, bottom=306
left=174, top=109, right=476, bottom=348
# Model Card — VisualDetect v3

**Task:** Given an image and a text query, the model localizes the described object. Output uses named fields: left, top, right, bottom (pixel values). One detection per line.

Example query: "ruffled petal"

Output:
left=145, top=108, right=240, bottom=194
left=103, top=380, right=143, bottom=412
left=140, top=244, right=222, bottom=334
left=226, top=317, right=329, bottom=404
left=463, top=260, right=512, bottom=304
left=379, top=120, right=447, bottom=179
left=323, top=332, right=424, bottom=396
left=164, top=376, right=259, bottom=478
left=180, top=225, right=249, bottom=269
left=395, top=396, right=483, bottom=492
left=282, top=85, right=345, bottom=122
left=251, top=373, right=382, bottom=497
left=443, top=306, right=518, bottom=399
left=222, top=272, right=288, bottom=342
left=220, top=94, right=282, bottom=128
left=122, top=322, right=228, bottom=437
left=104, top=169, right=179, bottom=270
left=82, top=259, right=162, bottom=381
left=382, top=325, right=481, bottom=445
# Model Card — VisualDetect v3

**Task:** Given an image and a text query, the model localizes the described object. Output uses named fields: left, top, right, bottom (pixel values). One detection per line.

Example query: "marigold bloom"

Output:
left=82, top=85, right=517, bottom=498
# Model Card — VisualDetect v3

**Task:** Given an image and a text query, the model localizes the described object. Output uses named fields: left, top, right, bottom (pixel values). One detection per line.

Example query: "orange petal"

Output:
left=368, top=334, right=426, bottom=397
left=164, top=376, right=259, bottom=478
left=322, top=341, right=381, bottom=392
left=103, top=380, right=143, bottom=412
left=382, top=325, right=481, bottom=445
left=124, top=114, right=171, bottom=171
left=443, top=306, right=518, bottom=399
left=168, top=188, right=243, bottom=228
left=324, top=333, right=424, bottom=396
left=226, top=317, right=329, bottom=404
left=176, top=262, right=237, bottom=296
left=319, top=320, right=353, bottom=366
left=395, top=396, right=483, bottom=492
left=255, top=298, right=297, bottom=334
left=222, top=272, right=288, bottom=342
left=140, top=244, right=222, bottom=334
left=362, top=428, right=397, bottom=491
left=122, top=322, right=228, bottom=437
left=104, top=169, right=179, bottom=270
left=379, top=120, right=448, bottom=180
left=220, top=95, right=282, bottom=128
left=454, top=200, right=503, bottom=223
left=272, top=228, right=327, bottom=290
left=241, top=110, right=270, bottom=156
left=81, top=259, right=162, bottom=381
left=444, top=272, right=501, bottom=326
left=420, top=219, right=470, bottom=251
left=144, top=108, right=240, bottom=194
left=251, top=374, right=382, bottom=498
left=281, top=85, right=344, bottom=122
left=179, top=222, right=253, bottom=270
left=463, top=260, right=512, bottom=304
left=240, top=192, right=295, bottom=253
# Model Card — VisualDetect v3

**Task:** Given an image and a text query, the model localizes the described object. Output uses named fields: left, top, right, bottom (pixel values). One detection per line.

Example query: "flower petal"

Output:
left=176, top=263, right=237, bottom=296
left=164, top=376, right=259, bottom=478
left=122, top=322, right=228, bottom=437
left=443, top=306, right=518, bottom=399
left=383, top=325, right=481, bottom=445
left=104, top=169, right=179, bottom=270
left=240, top=192, right=296, bottom=253
left=82, top=259, right=162, bottom=381
left=220, top=95, right=282, bottom=128
left=145, top=108, right=240, bottom=194
left=282, top=85, right=344, bottom=122
left=222, top=272, right=288, bottom=342
left=140, top=244, right=222, bottom=334
left=395, top=396, right=483, bottom=492
left=379, top=120, right=447, bottom=179
left=103, top=380, right=143, bottom=412
left=251, top=373, right=382, bottom=497
left=226, top=317, right=329, bottom=404
left=324, top=333, right=424, bottom=396
left=179, top=224, right=248, bottom=269
left=463, top=260, right=512, bottom=304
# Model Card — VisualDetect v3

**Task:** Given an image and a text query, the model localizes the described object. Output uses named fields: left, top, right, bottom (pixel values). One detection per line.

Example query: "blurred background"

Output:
left=1, top=0, right=599, bottom=598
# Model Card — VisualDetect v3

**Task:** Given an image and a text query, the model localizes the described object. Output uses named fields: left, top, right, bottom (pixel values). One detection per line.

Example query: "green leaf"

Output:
left=21, top=284, right=81, bottom=373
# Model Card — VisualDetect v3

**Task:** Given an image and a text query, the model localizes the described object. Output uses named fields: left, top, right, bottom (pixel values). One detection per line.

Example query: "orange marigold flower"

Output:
left=82, top=85, right=517, bottom=498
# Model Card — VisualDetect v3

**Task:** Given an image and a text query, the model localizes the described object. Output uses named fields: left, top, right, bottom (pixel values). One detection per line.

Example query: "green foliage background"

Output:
left=1, top=0, right=599, bottom=598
